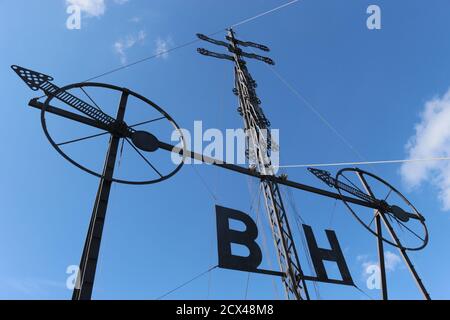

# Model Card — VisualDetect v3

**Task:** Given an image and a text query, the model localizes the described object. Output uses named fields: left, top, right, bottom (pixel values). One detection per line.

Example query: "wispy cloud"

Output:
left=65, top=0, right=129, bottom=17
left=66, top=0, right=106, bottom=17
left=359, top=251, right=402, bottom=279
left=385, top=251, right=402, bottom=271
left=400, top=88, right=450, bottom=210
left=114, top=30, right=146, bottom=64
left=154, top=36, right=174, bottom=60
left=130, top=16, right=141, bottom=23
left=1, top=277, right=66, bottom=297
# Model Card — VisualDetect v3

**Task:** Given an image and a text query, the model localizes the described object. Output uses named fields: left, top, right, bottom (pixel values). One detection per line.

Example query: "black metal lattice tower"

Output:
left=198, top=29, right=309, bottom=300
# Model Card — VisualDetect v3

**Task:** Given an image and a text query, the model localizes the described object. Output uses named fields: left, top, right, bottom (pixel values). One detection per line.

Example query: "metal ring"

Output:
left=41, top=82, right=186, bottom=185
left=336, top=168, right=428, bottom=251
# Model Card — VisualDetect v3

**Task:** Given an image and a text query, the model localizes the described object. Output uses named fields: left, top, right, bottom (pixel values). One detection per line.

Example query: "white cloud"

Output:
left=154, top=36, right=174, bottom=60
left=65, top=0, right=128, bottom=17
left=356, top=254, right=369, bottom=262
left=384, top=251, right=402, bottom=272
left=66, top=0, right=106, bottom=17
left=1, top=277, right=65, bottom=296
left=114, top=30, right=146, bottom=64
left=359, top=251, right=402, bottom=276
left=400, top=88, right=450, bottom=210
left=130, top=16, right=141, bottom=23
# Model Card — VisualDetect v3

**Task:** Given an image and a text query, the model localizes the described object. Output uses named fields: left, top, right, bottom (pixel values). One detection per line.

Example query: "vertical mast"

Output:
left=228, top=29, right=309, bottom=300
left=72, top=91, right=129, bottom=300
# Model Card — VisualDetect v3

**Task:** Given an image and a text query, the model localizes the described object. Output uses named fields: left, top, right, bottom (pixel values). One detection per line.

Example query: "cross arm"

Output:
left=197, top=48, right=234, bottom=62
left=157, top=141, right=379, bottom=210
left=225, top=36, right=270, bottom=52
left=27, top=98, right=390, bottom=211
left=197, top=34, right=230, bottom=48
left=29, top=99, right=117, bottom=134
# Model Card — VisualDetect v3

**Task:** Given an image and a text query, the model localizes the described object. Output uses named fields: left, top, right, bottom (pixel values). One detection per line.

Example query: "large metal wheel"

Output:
left=336, top=168, right=428, bottom=251
left=41, top=82, right=186, bottom=185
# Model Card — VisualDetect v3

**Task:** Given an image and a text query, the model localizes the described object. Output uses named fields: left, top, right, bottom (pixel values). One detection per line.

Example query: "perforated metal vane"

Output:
left=309, top=167, right=375, bottom=204
left=11, top=65, right=53, bottom=91
left=12, top=65, right=118, bottom=128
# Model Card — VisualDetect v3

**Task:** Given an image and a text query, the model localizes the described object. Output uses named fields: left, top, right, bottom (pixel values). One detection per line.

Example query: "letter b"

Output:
left=216, top=206, right=262, bottom=272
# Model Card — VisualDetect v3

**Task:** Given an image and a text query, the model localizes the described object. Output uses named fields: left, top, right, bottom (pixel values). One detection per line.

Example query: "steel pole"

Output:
left=374, top=214, right=388, bottom=300
left=72, top=91, right=129, bottom=300
left=378, top=213, right=431, bottom=300
left=357, top=172, right=388, bottom=300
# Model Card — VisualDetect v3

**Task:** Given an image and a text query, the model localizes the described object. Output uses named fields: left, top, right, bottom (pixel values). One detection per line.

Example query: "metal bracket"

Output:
left=197, top=33, right=230, bottom=49
left=197, top=48, right=234, bottom=62
left=239, top=51, right=275, bottom=65
left=197, top=33, right=275, bottom=65
left=226, top=35, right=270, bottom=52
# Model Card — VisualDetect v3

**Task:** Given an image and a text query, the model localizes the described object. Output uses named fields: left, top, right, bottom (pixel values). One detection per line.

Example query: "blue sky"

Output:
left=1, top=0, right=450, bottom=300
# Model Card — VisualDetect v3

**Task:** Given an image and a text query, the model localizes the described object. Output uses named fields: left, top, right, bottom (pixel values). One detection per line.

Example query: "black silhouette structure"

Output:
left=11, top=30, right=431, bottom=300
left=310, top=167, right=430, bottom=300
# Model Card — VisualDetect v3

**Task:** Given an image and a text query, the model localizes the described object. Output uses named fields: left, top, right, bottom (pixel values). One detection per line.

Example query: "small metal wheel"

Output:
left=40, top=82, right=186, bottom=185
left=335, top=168, right=428, bottom=251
